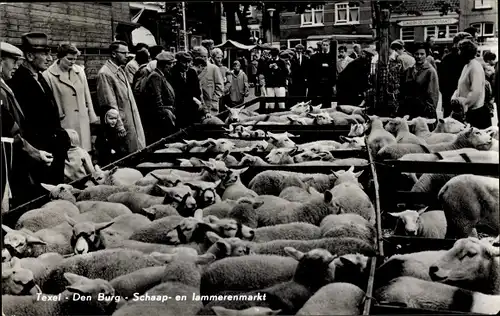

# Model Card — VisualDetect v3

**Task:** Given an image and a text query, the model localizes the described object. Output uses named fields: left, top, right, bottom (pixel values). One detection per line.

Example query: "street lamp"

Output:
left=267, top=8, right=276, bottom=47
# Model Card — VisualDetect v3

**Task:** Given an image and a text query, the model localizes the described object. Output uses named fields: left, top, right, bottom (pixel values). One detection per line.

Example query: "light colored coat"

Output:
left=42, top=63, right=98, bottom=151
left=198, top=63, right=224, bottom=115
left=453, top=59, right=485, bottom=111
left=96, top=60, right=146, bottom=153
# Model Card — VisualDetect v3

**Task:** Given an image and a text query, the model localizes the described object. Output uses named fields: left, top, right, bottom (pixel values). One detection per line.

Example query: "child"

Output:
left=227, top=60, right=249, bottom=107
left=95, top=109, right=127, bottom=166
left=64, top=129, right=95, bottom=183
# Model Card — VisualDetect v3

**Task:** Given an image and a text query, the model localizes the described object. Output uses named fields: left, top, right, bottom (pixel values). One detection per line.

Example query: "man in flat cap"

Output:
left=1, top=42, right=53, bottom=209
left=201, top=39, right=215, bottom=64
left=97, top=40, right=146, bottom=154
left=141, top=51, right=177, bottom=144
left=7, top=32, right=70, bottom=198
left=260, top=47, right=289, bottom=110
left=168, top=51, right=205, bottom=128
left=438, top=32, right=473, bottom=117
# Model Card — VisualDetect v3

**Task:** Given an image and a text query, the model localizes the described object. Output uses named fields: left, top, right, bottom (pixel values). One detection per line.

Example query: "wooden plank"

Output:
left=371, top=304, right=480, bottom=315
left=380, top=160, right=499, bottom=176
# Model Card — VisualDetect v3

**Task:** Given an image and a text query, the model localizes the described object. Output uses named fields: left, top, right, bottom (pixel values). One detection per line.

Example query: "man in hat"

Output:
left=390, top=39, right=415, bottom=71
left=349, top=44, right=361, bottom=59
left=289, top=44, right=309, bottom=101
left=168, top=51, right=205, bottom=128
left=308, top=38, right=336, bottom=108
left=439, top=32, right=473, bottom=117
left=141, top=51, right=176, bottom=144
left=124, top=43, right=149, bottom=84
left=7, top=32, right=70, bottom=195
left=260, top=47, right=289, bottom=110
left=336, top=46, right=375, bottom=106
left=201, top=39, right=215, bottom=64
left=97, top=40, right=146, bottom=154
left=1, top=42, right=54, bottom=209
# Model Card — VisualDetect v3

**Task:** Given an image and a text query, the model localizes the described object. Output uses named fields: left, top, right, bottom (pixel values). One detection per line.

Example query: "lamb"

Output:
left=266, top=131, right=297, bottom=148
left=2, top=273, right=123, bottom=316
left=248, top=170, right=334, bottom=196
left=374, top=276, right=500, bottom=314
left=278, top=186, right=319, bottom=203
left=366, top=116, right=397, bottom=156
left=15, top=199, right=80, bottom=232
left=107, top=184, right=197, bottom=217
left=210, top=306, right=281, bottom=316
left=385, top=116, right=427, bottom=145
left=41, top=248, right=164, bottom=294
left=184, top=180, right=222, bottom=208
left=438, top=174, right=499, bottom=238
left=236, top=222, right=322, bottom=243
left=3, top=252, right=64, bottom=286
left=433, top=117, right=467, bottom=133
left=338, top=136, right=366, bottom=149
left=296, top=283, right=365, bottom=315
left=374, top=250, right=448, bottom=288
left=388, top=206, right=447, bottom=238
left=202, top=199, right=239, bottom=218
left=377, top=127, right=492, bottom=160
left=91, top=165, right=143, bottom=186
left=198, top=248, right=340, bottom=315
left=76, top=184, right=159, bottom=201
left=429, top=237, right=500, bottom=295
left=265, top=147, right=299, bottom=164
left=2, top=257, right=40, bottom=295
left=410, top=117, right=457, bottom=144
left=219, top=167, right=258, bottom=200
left=319, top=214, right=376, bottom=246
left=327, top=166, right=375, bottom=224
left=238, top=153, right=271, bottom=167
left=215, top=150, right=239, bottom=167
left=348, top=123, right=368, bottom=137
left=200, top=255, right=298, bottom=298
left=140, top=204, right=180, bottom=220
left=128, top=215, right=185, bottom=243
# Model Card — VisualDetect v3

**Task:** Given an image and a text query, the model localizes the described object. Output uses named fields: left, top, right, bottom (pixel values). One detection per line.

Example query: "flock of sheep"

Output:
left=1, top=101, right=499, bottom=316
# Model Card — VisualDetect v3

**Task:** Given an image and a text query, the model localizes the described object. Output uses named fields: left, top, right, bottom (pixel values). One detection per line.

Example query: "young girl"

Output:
left=95, top=109, right=127, bottom=166
left=227, top=60, right=249, bottom=107
left=64, top=129, right=95, bottom=183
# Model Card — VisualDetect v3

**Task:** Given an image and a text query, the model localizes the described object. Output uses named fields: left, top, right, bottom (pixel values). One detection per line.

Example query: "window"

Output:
left=400, top=27, right=415, bottom=42
left=474, top=0, right=492, bottom=9
left=471, top=22, right=495, bottom=37
left=287, top=39, right=302, bottom=49
left=301, top=5, right=324, bottom=27
left=335, top=2, right=360, bottom=25
left=425, top=25, right=458, bottom=40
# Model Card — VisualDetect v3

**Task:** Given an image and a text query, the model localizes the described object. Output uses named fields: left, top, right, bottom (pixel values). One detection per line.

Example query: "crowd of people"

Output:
left=1, top=29, right=499, bottom=212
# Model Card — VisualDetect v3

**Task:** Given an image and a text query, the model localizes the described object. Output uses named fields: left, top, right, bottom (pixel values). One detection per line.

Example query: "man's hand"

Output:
left=165, top=109, right=176, bottom=126
left=117, top=127, right=127, bottom=137
left=39, top=150, right=54, bottom=166
left=193, top=97, right=203, bottom=110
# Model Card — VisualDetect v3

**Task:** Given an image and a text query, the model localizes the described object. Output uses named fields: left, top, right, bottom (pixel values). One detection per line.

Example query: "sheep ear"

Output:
left=402, top=115, right=410, bottom=121
left=417, top=206, right=429, bottom=215
left=253, top=201, right=265, bottom=209
left=193, top=209, right=204, bottom=221
left=354, top=170, right=364, bottom=178
left=157, top=185, right=170, bottom=193
left=65, top=214, right=77, bottom=227
left=195, top=253, right=216, bottom=265
left=109, top=166, right=119, bottom=175
left=2, top=224, right=14, bottom=233
left=284, top=247, right=304, bottom=261
left=438, top=118, right=445, bottom=124
left=205, top=215, right=219, bottom=223
left=206, top=231, right=222, bottom=243
left=221, top=150, right=230, bottom=159
left=347, top=166, right=355, bottom=173
left=41, top=183, right=56, bottom=192
left=150, top=252, right=177, bottom=263
left=26, top=234, right=47, bottom=245
left=95, top=221, right=114, bottom=231
left=324, top=191, right=333, bottom=203
left=236, top=167, right=249, bottom=175
left=338, top=256, right=357, bottom=267
left=94, top=165, right=102, bottom=172
left=64, top=272, right=87, bottom=285
left=339, top=136, right=349, bottom=142
left=388, top=212, right=402, bottom=218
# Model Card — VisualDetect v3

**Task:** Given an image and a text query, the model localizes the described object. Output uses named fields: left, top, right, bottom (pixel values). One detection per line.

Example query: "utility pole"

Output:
left=182, top=2, right=188, bottom=51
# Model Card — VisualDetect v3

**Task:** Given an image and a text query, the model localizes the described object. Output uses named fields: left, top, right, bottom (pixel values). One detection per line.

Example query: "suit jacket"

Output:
left=168, top=65, right=204, bottom=128
left=290, top=54, right=309, bottom=85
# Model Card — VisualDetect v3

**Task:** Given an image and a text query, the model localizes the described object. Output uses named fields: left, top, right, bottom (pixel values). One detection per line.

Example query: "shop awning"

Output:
left=307, top=34, right=374, bottom=41
left=214, top=40, right=256, bottom=51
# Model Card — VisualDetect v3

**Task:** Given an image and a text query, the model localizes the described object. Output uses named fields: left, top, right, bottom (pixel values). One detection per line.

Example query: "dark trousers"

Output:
left=466, top=105, right=492, bottom=129
left=308, top=83, right=333, bottom=108
left=442, top=93, right=453, bottom=118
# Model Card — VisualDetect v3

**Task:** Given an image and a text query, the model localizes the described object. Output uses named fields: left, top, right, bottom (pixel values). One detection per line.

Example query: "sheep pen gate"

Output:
left=368, top=148, right=499, bottom=315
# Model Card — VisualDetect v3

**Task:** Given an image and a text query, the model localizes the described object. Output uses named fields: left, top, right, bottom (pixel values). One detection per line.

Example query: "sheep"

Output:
left=433, top=117, right=467, bottom=133
left=15, top=199, right=80, bottom=232
left=215, top=150, right=239, bottom=167
left=248, top=170, right=330, bottom=196
left=202, top=199, right=239, bottom=218
left=184, top=180, right=222, bottom=209
left=128, top=215, right=185, bottom=243
left=374, top=250, right=448, bottom=288
left=2, top=273, right=123, bottom=316
left=247, top=222, right=322, bottom=243
left=377, top=127, right=493, bottom=160
left=388, top=206, right=447, bottom=238
left=107, top=184, right=197, bottom=217
left=348, top=123, right=368, bottom=137
left=327, top=167, right=375, bottom=224
left=266, top=131, right=297, bottom=148
left=319, top=214, right=376, bottom=246
left=410, top=117, right=457, bottom=144
left=2, top=252, right=64, bottom=286
left=198, top=138, right=236, bottom=153
left=76, top=184, right=160, bottom=201
left=278, top=186, right=316, bottom=202
left=200, top=255, right=298, bottom=298
left=41, top=248, right=164, bottom=294
left=367, top=116, right=397, bottom=156
left=374, top=276, right=500, bottom=314
left=337, top=104, right=365, bottom=115
left=219, top=167, right=258, bottom=201
left=210, top=306, right=281, bottom=316
left=2, top=257, right=41, bottom=295
left=385, top=116, right=427, bottom=145
left=140, top=159, right=229, bottom=183
left=438, top=174, right=499, bottom=238
left=238, top=153, right=271, bottom=167
left=399, top=148, right=481, bottom=162
left=92, top=165, right=143, bottom=186
left=198, top=247, right=340, bottom=315
left=429, top=237, right=500, bottom=295
left=225, top=107, right=259, bottom=124
left=338, top=135, right=366, bottom=149
left=287, top=116, right=314, bottom=125
left=265, top=147, right=299, bottom=164
left=140, top=204, right=180, bottom=221
left=227, top=197, right=265, bottom=228
left=296, top=282, right=365, bottom=315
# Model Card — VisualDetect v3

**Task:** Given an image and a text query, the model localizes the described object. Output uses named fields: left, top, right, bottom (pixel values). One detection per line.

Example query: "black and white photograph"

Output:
left=0, top=1, right=499, bottom=315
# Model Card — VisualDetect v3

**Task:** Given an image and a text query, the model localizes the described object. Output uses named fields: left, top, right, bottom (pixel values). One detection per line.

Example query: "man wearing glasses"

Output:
left=97, top=40, right=146, bottom=154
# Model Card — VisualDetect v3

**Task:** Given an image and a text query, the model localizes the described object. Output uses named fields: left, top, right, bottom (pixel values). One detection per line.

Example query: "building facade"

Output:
left=460, top=0, right=497, bottom=42
left=278, top=1, right=374, bottom=50
left=389, top=0, right=460, bottom=48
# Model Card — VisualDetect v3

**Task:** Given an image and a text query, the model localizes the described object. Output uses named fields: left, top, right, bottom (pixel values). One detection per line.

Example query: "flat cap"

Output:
left=21, top=32, right=50, bottom=51
left=390, top=39, right=405, bottom=49
left=0, top=42, right=24, bottom=59
left=156, top=51, right=175, bottom=62
left=295, top=44, right=305, bottom=50
left=279, top=51, right=290, bottom=59
left=175, top=51, right=193, bottom=62
left=453, top=31, right=474, bottom=44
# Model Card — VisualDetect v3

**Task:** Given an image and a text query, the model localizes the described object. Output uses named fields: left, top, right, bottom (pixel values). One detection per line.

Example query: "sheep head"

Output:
left=64, top=272, right=119, bottom=311
left=266, top=147, right=299, bottom=164
left=458, top=127, right=493, bottom=150
left=285, top=247, right=338, bottom=290
left=2, top=225, right=46, bottom=258
left=157, top=184, right=197, bottom=215
left=339, top=136, right=366, bottom=149
left=388, top=206, right=429, bottom=236
left=436, top=117, right=466, bottom=133
left=66, top=215, right=114, bottom=255
left=2, top=257, right=41, bottom=295
left=348, top=123, right=368, bottom=137
left=330, top=166, right=364, bottom=187
left=307, top=112, right=333, bottom=125
left=205, top=232, right=255, bottom=260
left=267, top=132, right=296, bottom=148
left=200, top=159, right=230, bottom=181
left=40, top=183, right=79, bottom=203
left=203, top=216, right=255, bottom=241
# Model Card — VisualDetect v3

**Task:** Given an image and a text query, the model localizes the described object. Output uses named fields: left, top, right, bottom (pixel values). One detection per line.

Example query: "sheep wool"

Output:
left=296, top=282, right=365, bottom=315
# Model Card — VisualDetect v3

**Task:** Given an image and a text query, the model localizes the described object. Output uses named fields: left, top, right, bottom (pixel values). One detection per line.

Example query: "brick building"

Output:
left=460, top=0, right=497, bottom=42
left=278, top=1, right=374, bottom=50
left=0, top=2, right=132, bottom=80
left=389, top=0, right=460, bottom=49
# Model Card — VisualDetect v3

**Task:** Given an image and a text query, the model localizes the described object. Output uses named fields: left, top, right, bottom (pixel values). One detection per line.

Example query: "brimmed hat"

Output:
left=175, top=51, right=193, bottom=63
left=390, top=39, right=405, bottom=49
left=156, top=51, right=175, bottom=62
left=453, top=32, right=474, bottom=44
left=21, top=32, right=50, bottom=52
left=295, top=44, right=305, bottom=50
left=0, top=42, right=24, bottom=59
left=279, top=51, right=290, bottom=59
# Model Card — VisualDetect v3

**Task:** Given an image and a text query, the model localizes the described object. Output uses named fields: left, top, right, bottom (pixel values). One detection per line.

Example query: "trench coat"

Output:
left=96, top=60, right=146, bottom=154
left=198, top=63, right=224, bottom=115
left=43, top=62, right=98, bottom=151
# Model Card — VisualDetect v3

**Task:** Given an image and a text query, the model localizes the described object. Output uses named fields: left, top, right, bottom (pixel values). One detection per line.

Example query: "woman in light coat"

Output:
left=43, top=44, right=98, bottom=151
